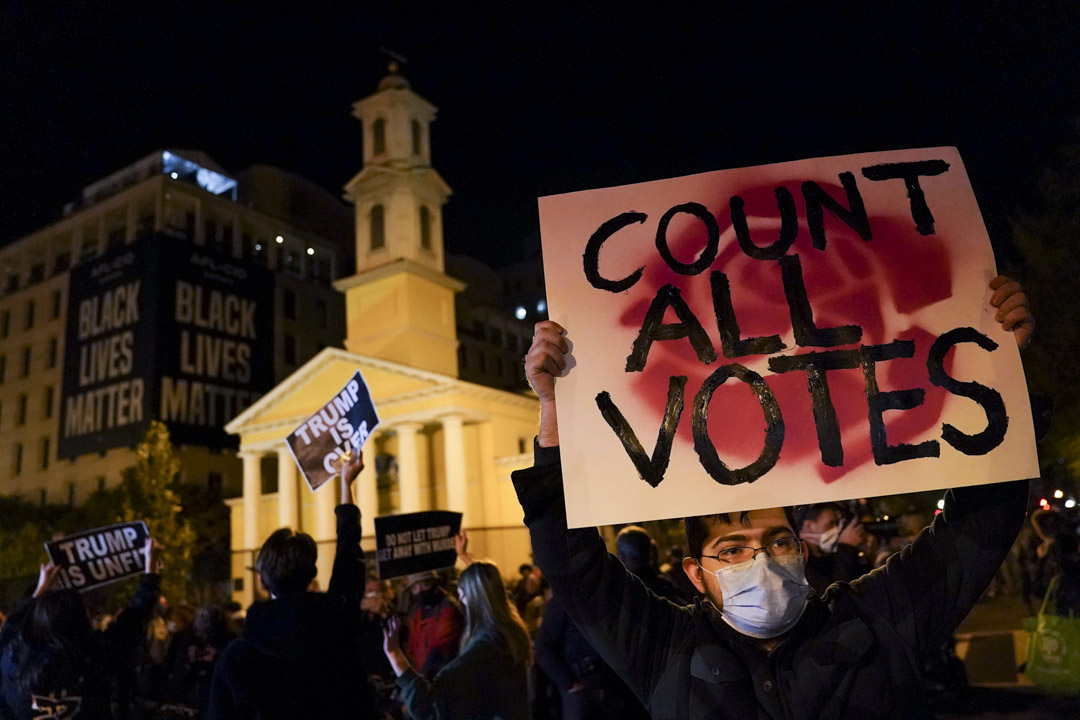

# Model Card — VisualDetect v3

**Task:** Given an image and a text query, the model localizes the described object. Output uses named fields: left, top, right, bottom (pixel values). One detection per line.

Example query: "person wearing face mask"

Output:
left=795, top=503, right=872, bottom=596
left=403, top=571, right=464, bottom=680
left=516, top=277, right=1034, bottom=719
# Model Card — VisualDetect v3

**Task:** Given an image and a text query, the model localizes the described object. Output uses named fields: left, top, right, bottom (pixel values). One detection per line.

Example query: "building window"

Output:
left=373, top=118, right=386, bottom=155
left=81, top=234, right=99, bottom=261
left=518, top=437, right=527, bottom=454
left=51, top=290, right=62, bottom=319
left=370, top=205, right=386, bottom=250
left=419, top=206, right=432, bottom=249
left=315, top=299, right=329, bottom=328
left=47, top=337, right=58, bottom=368
left=25, top=300, right=35, bottom=330
left=13, top=443, right=23, bottom=476
left=1, top=311, right=8, bottom=339
left=284, top=334, right=298, bottom=365
left=54, top=252, right=71, bottom=274
left=17, top=394, right=28, bottom=425
left=458, top=344, right=468, bottom=369
left=0, top=355, right=5, bottom=383
left=411, top=119, right=422, bottom=155
left=20, top=347, right=31, bottom=377
left=43, top=386, right=54, bottom=419
left=283, top=290, right=297, bottom=319
left=29, top=263, right=45, bottom=285
left=41, top=437, right=50, bottom=471
left=208, top=471, right=223, bottom=497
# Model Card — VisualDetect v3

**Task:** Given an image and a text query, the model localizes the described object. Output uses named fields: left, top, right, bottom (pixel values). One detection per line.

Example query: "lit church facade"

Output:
left=224, top=68, right=540, bottom=603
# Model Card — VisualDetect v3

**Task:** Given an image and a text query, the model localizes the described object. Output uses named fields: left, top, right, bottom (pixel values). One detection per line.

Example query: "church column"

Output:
left=359, top=439, right=379, bottom=537
left=441, top=413, right=467, bottom=514
left=396, top=423, right=423, bottom=513
left=240, top=451, right=262, bottom=607
left=277, top=446, right=299, bottom=530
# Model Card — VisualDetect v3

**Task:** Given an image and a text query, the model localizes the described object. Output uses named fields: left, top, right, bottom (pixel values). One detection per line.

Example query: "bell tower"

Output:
left=337, top=64, right=463, bottom=375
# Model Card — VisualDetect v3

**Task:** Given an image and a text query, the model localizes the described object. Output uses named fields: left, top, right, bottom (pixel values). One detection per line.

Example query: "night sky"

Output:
left=3, top=4, right=1079, bottom=267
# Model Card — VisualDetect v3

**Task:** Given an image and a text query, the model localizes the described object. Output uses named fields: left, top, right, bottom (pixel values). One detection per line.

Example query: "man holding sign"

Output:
left=518, top=279, right=1032, bottom=719
left=514, top=148, right=1037, bottom=720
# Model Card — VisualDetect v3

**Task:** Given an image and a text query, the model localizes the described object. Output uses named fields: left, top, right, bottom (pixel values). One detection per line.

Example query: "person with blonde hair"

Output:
left=383, top=560, right=530, bottom=720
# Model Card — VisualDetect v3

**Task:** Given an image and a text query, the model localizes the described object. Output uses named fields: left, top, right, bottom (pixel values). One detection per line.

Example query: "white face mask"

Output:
left=803, top=526, right=841, bottom=553
left=704, top=553, right=810, bottom=639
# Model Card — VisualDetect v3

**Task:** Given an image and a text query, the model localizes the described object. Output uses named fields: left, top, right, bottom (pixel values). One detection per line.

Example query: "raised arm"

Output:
left=851, top=276, right=1034, bottom=655
left=515, top=321, right=691, bottom=706
left=328, top=451, right=365, bottom=597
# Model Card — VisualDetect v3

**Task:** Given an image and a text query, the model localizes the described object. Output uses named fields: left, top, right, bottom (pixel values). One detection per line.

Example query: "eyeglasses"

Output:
left=700, top=536, right=804, bottom=566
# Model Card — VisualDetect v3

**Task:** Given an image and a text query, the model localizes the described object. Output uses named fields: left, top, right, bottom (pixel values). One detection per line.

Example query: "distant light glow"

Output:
left=254, top=243, right=262, bottom=251
left=1054, top=489, right=1064, bottom=499
left=883, top=515, right=889, bottom=521
left=306, top=247, right=315, bottom=256
left=936, top=499, right=945, bottom=510
left=275, top=235, right=284, bottom=244
left=1066, top=499, right=1077, bottom=509
left=170, top=172, right=179, bottom=179
left=1040, top=498, right=1050, bottom=509
left=537, top=299, right=547, bottom=313
left=515, top=306, right=527, bottom=320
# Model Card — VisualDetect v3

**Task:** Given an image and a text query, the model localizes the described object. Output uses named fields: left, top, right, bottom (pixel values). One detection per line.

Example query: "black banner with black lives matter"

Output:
left=59, top=235, right=274, bottom=458
left=374, top=511, right=462, bottom=580
left=45, top=521, right=149, bottom=592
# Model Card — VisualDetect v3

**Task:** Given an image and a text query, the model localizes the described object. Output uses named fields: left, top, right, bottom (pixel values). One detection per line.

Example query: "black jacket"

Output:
left=396, top=631, right=529, bottom=720
left=0, top=573, right=160, bottom=720
left=513, top=444, right=1029, bottom=720
left=207, top=504, right=377, bottom=719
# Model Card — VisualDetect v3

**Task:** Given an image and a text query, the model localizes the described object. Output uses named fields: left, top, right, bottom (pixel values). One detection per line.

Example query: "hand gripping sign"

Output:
left=538, top=147, right=1039, bottom=529
left=45, top=521, right=149, bottom=592
left=287, top=370, right=381, bottom=491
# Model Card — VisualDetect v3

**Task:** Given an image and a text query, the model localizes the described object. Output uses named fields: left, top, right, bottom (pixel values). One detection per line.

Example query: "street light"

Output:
left=1054, top=489, right=1064, bottom=499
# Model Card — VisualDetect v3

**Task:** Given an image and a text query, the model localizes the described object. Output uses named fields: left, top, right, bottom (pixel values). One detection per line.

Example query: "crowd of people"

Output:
left=1, top=276, right=1076, bottom=718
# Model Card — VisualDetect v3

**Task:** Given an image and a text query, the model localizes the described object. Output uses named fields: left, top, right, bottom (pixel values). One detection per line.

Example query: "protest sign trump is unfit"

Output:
left=538, top=147, right=1039, bottom=529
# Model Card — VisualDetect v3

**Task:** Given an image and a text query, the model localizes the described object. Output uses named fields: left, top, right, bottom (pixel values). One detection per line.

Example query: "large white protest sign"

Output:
left=287, top=369, right=380, bottom=491
left=538, top=147, right=1039, bottom=528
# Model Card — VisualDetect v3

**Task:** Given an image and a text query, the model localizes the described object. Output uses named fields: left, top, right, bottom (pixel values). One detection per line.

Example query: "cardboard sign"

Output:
left=45, top=521, right=149, bottom=592
left=374, top=511, right=462, bottom=580
left=538, top=147, right=1039, bottom=528
left=286, top=370, right=381, bottom=491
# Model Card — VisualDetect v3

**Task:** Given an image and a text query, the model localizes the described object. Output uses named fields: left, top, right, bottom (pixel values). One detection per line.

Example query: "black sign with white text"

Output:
left=374, top=511, right=462, bottom=580
left=45, top=521, right=149, bottom=592
left=286, top=370, right=381, bottom=491
left=58, top=235, right=274, bottom=458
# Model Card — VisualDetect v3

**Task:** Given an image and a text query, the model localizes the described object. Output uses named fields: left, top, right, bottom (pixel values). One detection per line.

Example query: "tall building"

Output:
left=225, top=67, right=539, bottom=604
left=0, top=150, right=348, bottom=505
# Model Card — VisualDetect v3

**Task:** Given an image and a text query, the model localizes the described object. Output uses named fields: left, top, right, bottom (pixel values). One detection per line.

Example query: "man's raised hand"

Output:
left=525, top=321, right=569, bottom=447
left=989, top=275, right=1034, bottom=350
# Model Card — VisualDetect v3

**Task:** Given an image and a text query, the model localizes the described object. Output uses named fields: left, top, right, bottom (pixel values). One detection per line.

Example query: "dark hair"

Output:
left=684, top=508, right=799, bottom=559
left=518, top=563, right=533, bottom=576
left=615, top=525, right=653, bottom=571
left=792, top=502, right=842, bottom=531
left=10, top=590, right=92, bottom=695
left=257, top=528, right=318, bottom=597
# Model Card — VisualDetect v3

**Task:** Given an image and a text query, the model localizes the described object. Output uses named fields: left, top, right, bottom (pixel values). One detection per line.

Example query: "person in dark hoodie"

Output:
left=207, top=452, right=378, bottom=719
left=0, top=538, right=163, bottom=720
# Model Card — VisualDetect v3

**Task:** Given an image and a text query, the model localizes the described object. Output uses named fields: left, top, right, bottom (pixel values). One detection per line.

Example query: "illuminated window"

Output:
left=370, top=205, right=386, bottom=250
left=411, top=119, right=422, bottom=155
left=419, top=206, right=432, bottom=249
left=373, top=118, right=386, bottom=155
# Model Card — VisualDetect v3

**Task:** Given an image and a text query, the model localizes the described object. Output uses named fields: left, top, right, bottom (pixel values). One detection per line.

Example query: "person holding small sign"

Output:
left=517, top=277, right=1033, bottom=719
left=0, top=538, right=163, bottom=720
left=207, top=453, right=379, bottom=719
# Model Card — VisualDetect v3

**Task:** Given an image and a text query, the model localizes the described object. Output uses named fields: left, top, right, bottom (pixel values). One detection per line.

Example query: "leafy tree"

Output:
left=110, top=420, right=197, bottom=602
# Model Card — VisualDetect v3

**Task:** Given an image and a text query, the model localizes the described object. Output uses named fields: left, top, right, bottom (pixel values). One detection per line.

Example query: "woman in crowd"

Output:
left=0, top=539, right=163, bottom=719
left=382, top=560, right=530, bottom=720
